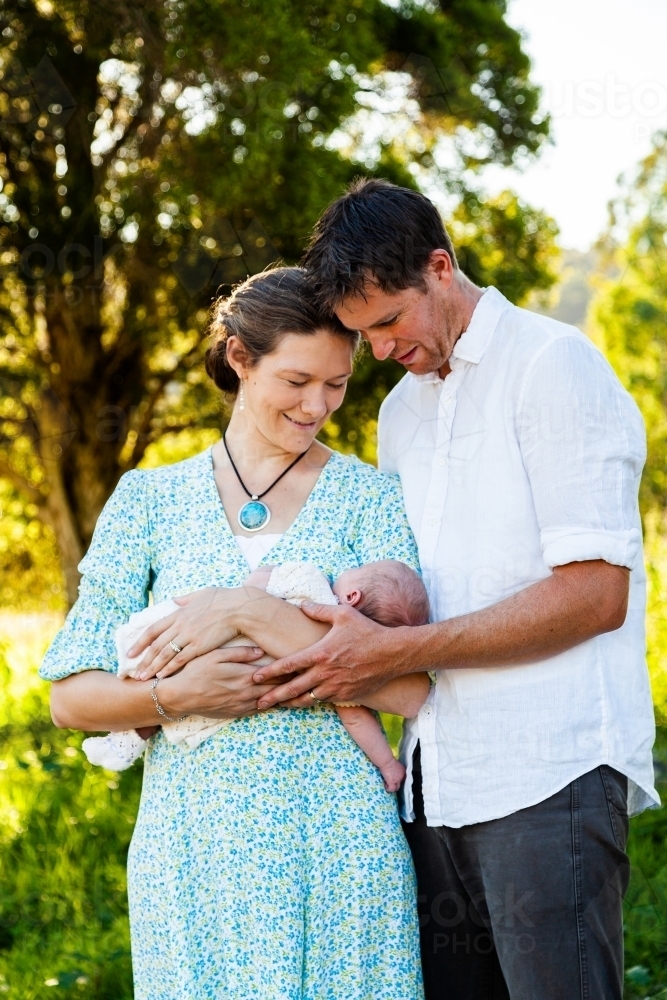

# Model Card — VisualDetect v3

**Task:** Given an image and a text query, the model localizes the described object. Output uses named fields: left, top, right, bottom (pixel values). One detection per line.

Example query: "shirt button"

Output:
left=444, top=397, right=452, bottom=404
left=428, top=518, right=437, bottom=526
left=438, top=458, right=446, bottom=466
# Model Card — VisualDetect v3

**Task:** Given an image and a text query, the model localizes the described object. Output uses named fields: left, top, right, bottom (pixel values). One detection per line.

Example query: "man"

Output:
left=254, top=179, right=658, bottom=999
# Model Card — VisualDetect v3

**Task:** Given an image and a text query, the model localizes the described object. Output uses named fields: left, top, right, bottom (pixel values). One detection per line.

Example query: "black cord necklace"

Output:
left=223, top=433, right=309, bottom=532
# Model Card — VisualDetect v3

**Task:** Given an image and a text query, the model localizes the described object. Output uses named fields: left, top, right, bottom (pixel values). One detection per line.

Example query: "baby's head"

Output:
left=332, top=560, right=429, bottom=628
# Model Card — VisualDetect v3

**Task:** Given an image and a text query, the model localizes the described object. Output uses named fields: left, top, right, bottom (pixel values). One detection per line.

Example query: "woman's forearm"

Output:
left=51, top=671, right=162, bottom=731
left=51, top=650, right=281, bottom=731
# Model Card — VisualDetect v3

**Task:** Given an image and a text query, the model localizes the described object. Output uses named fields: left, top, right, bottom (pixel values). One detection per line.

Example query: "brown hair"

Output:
left=205, top=266, right=360, bottom=394
left=356, top=560, right=430, bottom=628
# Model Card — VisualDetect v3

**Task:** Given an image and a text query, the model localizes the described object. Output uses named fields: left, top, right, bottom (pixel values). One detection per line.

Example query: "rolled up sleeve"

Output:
left=516, top=334, right=646, bottom=570
left=539, top=527, right=642, bottom=570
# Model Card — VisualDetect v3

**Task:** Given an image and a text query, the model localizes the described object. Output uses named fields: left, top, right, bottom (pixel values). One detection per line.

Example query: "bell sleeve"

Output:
left=39, top=470, right=152, bottom=681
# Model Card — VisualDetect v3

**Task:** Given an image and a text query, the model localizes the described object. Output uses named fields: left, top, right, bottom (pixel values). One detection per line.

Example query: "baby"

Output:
left=83, top=560, right=431, bottom=792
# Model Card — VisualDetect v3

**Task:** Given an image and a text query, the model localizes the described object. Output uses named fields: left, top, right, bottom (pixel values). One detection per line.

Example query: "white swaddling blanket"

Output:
left=265, top=561, right=338, bottom=608
left=82, top=563, right=337, bottom=769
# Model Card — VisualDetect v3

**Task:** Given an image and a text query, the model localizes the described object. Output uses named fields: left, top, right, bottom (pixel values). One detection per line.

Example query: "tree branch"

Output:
left=123, top=372, right=171, bottom=468
left=124, top=339, right=206, bottom=466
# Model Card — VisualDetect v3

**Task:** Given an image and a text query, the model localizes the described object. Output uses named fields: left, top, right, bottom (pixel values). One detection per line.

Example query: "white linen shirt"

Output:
left=379, top=286, right=658, bottom=828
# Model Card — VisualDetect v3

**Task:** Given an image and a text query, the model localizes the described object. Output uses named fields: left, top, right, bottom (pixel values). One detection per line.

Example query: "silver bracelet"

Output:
left=150, top=677, right=187, bottom=723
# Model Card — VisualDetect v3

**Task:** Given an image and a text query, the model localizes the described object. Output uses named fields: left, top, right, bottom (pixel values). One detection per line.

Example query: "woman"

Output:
left=41, top=267, right=424, bottom=1000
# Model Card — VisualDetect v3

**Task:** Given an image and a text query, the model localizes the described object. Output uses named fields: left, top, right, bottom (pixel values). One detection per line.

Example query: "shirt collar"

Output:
left=413, top=286, right=508, bottom=384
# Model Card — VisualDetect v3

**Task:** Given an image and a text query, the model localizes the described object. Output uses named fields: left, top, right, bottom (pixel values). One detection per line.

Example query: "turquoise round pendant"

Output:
left=238, top=498, right=271, bottom=532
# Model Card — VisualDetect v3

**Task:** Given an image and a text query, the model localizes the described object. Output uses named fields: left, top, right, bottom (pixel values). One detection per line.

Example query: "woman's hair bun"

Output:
left=205, top=266, right=359, bottom=396
left=204, top=300, right=240, bottom=393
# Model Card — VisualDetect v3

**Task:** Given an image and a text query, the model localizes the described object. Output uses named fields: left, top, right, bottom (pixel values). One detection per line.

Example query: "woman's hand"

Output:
left=48, top=645, right=270, bottom=732
left=157, top=648, right=289, bottom=720
left=129, top=586, right=267, bottom=681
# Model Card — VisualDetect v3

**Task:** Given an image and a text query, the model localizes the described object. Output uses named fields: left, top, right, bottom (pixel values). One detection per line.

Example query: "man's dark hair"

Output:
left=302, top=177, right=458, bottom=311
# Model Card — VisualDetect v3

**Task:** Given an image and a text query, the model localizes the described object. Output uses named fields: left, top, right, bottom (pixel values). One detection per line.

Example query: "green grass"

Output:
left=1, top=618, right=667, bottom=999
left=624, top=729, right=667, bottom=999
left=0, top=620, right=139, bottom=999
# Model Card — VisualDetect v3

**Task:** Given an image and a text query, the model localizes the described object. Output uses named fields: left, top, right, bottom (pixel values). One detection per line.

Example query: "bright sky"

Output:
left=482, top=0, right=667, bottom=249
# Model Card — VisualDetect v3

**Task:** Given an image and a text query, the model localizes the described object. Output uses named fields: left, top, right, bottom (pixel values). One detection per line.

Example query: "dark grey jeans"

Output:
left=402, top=746, right=630, bottom=1000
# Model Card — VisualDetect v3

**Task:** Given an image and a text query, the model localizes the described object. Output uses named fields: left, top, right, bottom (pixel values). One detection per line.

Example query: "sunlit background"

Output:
left=489, top=0, right=667, bottom=250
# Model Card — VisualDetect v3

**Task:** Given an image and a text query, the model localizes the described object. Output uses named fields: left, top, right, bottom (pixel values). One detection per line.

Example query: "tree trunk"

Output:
left=35, top=385, right=85, bottom=607
left=37, top=285, right=146, bottom=607
left=40, top=460, right=84, bottom=609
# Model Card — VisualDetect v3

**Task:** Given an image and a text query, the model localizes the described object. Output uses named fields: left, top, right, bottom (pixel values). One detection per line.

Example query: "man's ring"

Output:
left=170, top=640, right=183, bottom=654
left=309, top=690, right=322, bottom=705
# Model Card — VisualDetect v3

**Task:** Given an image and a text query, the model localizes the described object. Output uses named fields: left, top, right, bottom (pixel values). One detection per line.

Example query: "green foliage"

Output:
left=593, top=213, right=667, bottom=519
left=623, top=731, right=667, bottom=999
left=591, top=132, right=667, bottom=722
left=0, top=0, right=555, bottom=606
left=0, top=0, right=547, bottom=464
left=0, top=622, right=139, bottom=999
left=0, top=480, right=63, bottom=610
left=452, top=189, right=560, bottom=305
left=642, top=520, right=667, bottom=727
left=368, top=0, right=549, bottom=171
left=590, top=132, right=667, bottom=993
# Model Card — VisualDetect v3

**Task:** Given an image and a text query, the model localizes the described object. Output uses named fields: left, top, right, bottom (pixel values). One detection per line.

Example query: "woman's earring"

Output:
left=238, top=380, right=245, bottom=411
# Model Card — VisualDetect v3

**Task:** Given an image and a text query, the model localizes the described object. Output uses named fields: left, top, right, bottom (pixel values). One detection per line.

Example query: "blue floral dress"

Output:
left=41, top=448, right=425, bottom=1000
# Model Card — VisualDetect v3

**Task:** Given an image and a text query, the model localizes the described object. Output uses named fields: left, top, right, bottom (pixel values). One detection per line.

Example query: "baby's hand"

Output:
left=380, top=758, right=406, bottom=793
left=243, top=566, right=274, bottom=590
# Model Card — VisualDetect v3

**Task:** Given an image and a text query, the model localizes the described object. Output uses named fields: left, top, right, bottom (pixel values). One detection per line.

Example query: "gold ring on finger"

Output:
left=170, top=639, right=183, bottom=654
left=308, top=690, right=322, bottom=705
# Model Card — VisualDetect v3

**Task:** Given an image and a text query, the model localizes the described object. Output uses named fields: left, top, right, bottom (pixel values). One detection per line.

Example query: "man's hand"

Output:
left=252, top=559, right=631, bottom=712
left=253, top=602, right=410, bottom=710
